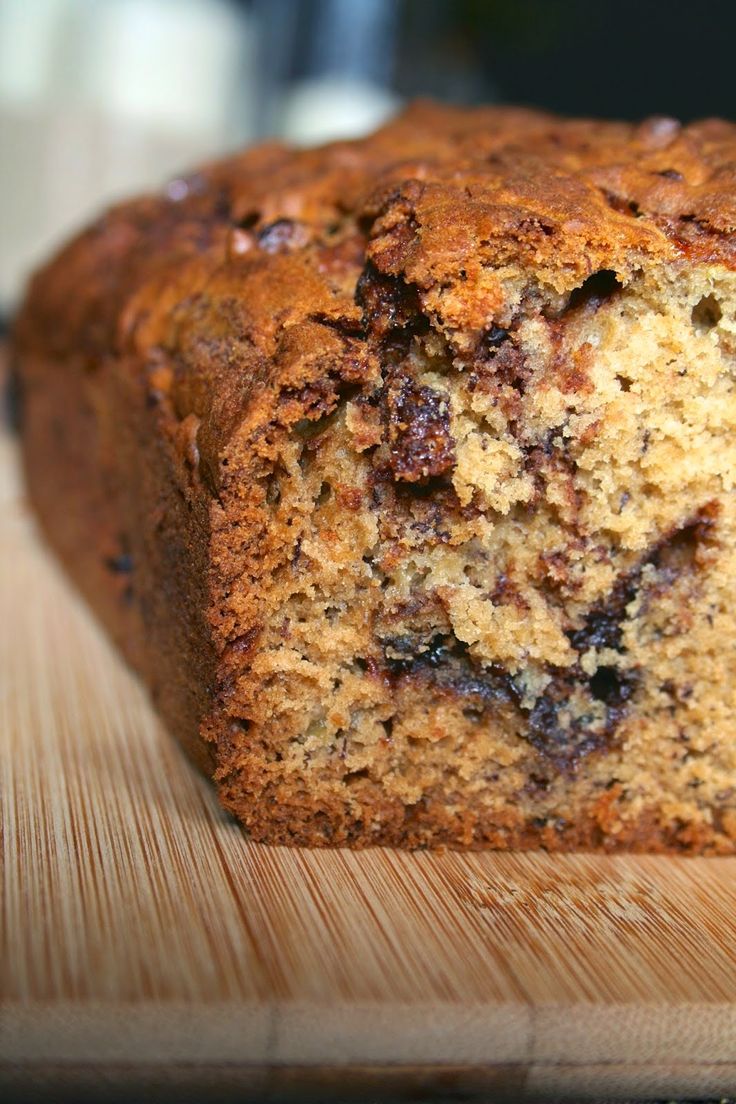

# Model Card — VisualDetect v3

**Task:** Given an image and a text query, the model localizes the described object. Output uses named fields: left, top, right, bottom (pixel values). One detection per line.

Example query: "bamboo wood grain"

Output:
left=3, top=421, right=736, bottom=1098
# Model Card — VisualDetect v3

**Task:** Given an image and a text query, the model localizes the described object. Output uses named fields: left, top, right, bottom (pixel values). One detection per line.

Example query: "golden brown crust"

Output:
left=19, top=103, right=736, bottom=354
left=13, top=102, right=736, bottom=851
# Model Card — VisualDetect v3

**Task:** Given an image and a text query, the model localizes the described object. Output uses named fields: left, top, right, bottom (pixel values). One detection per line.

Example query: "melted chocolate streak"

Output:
left=353, top=267, right=717, bottom=767
left=378, top=508, right=716, bottom=770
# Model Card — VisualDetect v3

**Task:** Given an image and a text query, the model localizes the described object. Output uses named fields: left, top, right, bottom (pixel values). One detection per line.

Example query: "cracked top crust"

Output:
left=16, top=100, right=736, bottom=455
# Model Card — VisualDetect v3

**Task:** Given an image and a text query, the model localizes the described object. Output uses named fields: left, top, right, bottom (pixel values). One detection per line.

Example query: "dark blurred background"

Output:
left=2, top=0, right=735, bottom=309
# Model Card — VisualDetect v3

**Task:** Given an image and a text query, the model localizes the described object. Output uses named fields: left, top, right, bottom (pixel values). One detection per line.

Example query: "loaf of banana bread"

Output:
left=13, top=103, right=736, bottom=850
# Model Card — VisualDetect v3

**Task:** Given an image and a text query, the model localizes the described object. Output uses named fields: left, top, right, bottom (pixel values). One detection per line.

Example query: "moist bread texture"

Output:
left=13, top=102, right=736, bottom=850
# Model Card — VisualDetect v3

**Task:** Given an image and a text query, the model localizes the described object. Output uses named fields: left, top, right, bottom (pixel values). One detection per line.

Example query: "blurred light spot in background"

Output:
left=0, top=0, right=255, bottom=310
left=268, top=0, right=400, bottom=144
left=0, top=0, right=404, bottom=310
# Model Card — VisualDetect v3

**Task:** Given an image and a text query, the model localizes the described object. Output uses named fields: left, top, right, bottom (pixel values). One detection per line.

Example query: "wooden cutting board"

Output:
left=3, top=419, right=736, bottom=1102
